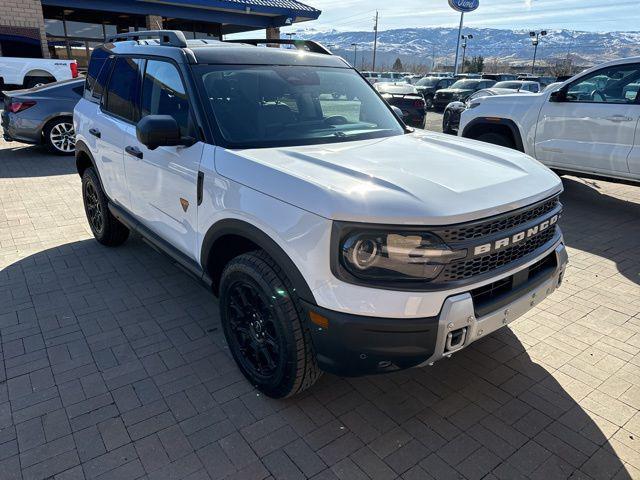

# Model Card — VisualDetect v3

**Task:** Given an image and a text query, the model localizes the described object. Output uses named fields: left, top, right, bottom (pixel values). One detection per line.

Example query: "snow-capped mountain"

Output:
left=298, top=27, right=640, bottom=69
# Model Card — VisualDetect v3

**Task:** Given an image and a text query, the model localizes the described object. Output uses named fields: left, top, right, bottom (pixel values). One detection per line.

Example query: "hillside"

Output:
left=299, top=27, right=640, bottom=70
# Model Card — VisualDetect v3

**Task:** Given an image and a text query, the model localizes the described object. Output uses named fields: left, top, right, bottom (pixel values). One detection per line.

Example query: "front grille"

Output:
left=469, top=250, right=557, bottom=317
left=436, top=196, right=560, bottom=243
left=440, top=226, right=557, bottom=281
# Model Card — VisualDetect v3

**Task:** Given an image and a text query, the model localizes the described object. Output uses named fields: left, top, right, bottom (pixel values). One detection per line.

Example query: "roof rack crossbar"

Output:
left=225, top=39, right=332, bottom=55
left=106, top=30, right=188, bottom=48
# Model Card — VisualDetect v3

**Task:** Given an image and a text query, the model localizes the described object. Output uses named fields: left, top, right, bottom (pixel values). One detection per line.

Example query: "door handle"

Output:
left=125, top=146, right=143, bottom=159
left=606, top=115, right=633, bottom=122
left=89, top=128, right=101, bottom=138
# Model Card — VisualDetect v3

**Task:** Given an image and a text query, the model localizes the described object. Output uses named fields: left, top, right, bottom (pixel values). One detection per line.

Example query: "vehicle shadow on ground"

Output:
left=560, top=176, right=640, bottom=286
left=0, top=237, right=631, bottom=479
left=0, top=142, right=75, bottom=177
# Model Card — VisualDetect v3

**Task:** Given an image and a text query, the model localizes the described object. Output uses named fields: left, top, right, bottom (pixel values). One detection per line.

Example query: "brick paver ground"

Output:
left=0, top=138, right=639, bottom=479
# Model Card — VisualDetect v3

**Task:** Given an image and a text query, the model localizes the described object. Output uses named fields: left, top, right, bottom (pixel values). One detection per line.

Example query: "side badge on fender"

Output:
left=180, top=198, right=189, bottom=212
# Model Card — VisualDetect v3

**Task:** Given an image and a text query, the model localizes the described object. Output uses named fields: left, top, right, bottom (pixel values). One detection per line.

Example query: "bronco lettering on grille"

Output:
left=473, top=215, right=559, bottom=256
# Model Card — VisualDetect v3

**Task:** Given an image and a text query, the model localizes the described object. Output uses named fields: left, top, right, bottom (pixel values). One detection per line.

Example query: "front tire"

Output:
left=442, top=110, right=453, bottom=134
left=44, top=117, right=75, bottom=155
left=82, top=168, right=129, bottom=246
left=220, top=251, right=321, bottom=398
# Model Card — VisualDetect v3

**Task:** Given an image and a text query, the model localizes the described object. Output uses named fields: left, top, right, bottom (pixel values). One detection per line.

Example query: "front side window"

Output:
left=566, top=64, right=640, bottom=103
left=141, top=60, right=193, bottom=137
left=196, top=65, right=404, bottom=148
left=104, top=57, right=140, bottom=122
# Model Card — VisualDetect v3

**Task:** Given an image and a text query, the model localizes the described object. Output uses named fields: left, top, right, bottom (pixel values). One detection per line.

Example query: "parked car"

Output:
left=0, top=57, right=79, bottom=90
left=493, top=80, right=541, bottom=93
left=516, top=75, right=555, bottom=87
left=482, top=73, right=517, bottom=82
left=459, top=56, right=640, bottom=183
left=415, top=76, right=456, bottom=109
left=2, top=78, right=83, bottom=155
left=403, top=75, right=424, bottom=85
left=374, top=82, right=426, bottom=127
left=442, top=88, right=533, bottom=134
left=433, top=78, right=496, bottom=110
left=360, top=71, right=380, bottom=84
left=430, top=72, right=454, bottom=78
left=454, top=73, right=481, bottom=80
left=76, top=30, right=567, bottom=398
left=379, top=72, right=406, bottom=82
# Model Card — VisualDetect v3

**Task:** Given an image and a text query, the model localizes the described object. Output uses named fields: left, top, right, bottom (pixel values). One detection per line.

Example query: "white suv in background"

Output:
left=74, top=31, right=568, bottom=398
left=459, top=57, right=640, bottom=183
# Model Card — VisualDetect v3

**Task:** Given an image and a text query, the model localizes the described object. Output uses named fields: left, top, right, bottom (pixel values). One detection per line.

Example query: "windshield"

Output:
left=416, top=77, right=439, bottom=87
left=196, top=65, right=404, bottom=148
left=450, top=80, right=480, bottom=89
left=494, top=81, right=521, bottom=89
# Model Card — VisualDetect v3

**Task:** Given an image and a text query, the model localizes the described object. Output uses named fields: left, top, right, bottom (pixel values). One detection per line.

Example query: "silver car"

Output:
left=2, top=78, right=83, bottom=155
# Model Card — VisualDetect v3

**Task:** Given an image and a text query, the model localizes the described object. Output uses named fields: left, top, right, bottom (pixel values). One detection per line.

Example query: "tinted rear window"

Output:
left=104, top=57, right=140, bottom=122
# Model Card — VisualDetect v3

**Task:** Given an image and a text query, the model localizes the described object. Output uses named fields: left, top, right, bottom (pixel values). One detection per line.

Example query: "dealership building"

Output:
left=0, top=0, right=320, bottom=67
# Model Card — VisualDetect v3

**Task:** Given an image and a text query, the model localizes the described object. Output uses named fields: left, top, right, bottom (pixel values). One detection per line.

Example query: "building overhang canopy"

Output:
left=41, top=0, right=321, bottom=33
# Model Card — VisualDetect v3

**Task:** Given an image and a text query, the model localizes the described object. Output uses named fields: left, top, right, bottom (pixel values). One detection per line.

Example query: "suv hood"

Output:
left=215, top=130, right=562, bottom=225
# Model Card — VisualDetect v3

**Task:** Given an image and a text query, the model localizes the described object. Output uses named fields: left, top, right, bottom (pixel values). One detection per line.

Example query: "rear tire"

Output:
left=220, top=250, right=321, bottom=398
left=82, top=168, right=129, bottom=246
left=43, top=117, right=75, bottom=155
left=474, top=132, right=515, bottom=149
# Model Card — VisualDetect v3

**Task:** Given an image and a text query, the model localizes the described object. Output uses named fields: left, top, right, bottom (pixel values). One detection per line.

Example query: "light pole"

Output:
left=530, top=30, right=547, bottom=74
left=460, top=34, right=473, bottom=73
left=351, top=43, right=359, bottom=67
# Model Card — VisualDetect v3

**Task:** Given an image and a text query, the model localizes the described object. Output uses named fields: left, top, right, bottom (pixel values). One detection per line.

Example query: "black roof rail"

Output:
left=106, top=30, right=188, bottom=48
left=225, top=38, right=332, bottom=55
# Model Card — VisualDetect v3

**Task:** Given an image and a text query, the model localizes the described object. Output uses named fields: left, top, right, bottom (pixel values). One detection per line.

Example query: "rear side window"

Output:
left=92, top=57, right=113, bottom=101
left=141, top=60, right=193, bottom=137
left=103, top=57, right=141, bottom=122
left=85, top=48, right=107, bottom=95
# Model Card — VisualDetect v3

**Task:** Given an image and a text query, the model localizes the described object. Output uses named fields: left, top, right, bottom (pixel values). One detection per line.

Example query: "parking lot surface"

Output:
left=1, top=137, right=639, bottom=480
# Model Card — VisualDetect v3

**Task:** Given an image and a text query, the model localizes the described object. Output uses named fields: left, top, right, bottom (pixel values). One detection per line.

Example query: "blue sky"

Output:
left=284, top=0, right=640, bottom=33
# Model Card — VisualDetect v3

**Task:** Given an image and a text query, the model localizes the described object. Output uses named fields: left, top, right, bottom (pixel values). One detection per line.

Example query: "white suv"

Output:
left=74, top=31, right=568, bottom=398
left=459, top=57, right=640, bottom=184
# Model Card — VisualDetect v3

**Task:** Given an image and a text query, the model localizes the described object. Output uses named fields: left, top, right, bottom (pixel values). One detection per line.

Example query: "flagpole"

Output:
left=453, top=11, right=464, bottom=75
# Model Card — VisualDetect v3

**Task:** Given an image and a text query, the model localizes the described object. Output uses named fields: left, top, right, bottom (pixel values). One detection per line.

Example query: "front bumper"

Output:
left=304, top=242, right=568, bottom=377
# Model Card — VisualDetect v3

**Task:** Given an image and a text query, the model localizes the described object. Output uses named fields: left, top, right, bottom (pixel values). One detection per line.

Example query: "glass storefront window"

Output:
left=45, top=19, right=65, bottom=37
left=65, top=21, right=104, bottom=39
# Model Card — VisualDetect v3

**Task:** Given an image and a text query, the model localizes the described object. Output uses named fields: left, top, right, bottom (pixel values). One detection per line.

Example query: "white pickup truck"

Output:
left=0, top=57, right=78, bottom=90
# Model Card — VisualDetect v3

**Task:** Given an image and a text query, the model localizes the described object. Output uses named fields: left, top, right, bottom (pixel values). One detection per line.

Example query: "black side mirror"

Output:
left=549, top=89, right=567, bottom=102
left=391, top=105, right=405, bottom=118
left=136, top=115, right=194, bottom=150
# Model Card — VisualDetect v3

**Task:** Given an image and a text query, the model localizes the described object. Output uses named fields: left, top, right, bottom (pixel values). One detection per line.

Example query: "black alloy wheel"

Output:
left=226, top=280, right=283, bottom=380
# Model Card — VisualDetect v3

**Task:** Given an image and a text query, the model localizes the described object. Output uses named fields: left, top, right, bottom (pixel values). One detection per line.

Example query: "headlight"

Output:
left=336, top=227, right=467, bottom=283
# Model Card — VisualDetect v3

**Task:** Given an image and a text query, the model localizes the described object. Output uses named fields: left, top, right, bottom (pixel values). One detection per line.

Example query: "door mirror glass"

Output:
left=136, top=115, right=185, bottom=150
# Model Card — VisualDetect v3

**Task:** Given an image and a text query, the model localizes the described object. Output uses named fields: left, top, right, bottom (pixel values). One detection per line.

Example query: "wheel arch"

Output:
left=201, top=219, right=315, bottom=303
left=461, top=117, right=525, bottom=152
left=24, top=69, right=56, bottom=81
left=75, top=140, right=105, bottom=190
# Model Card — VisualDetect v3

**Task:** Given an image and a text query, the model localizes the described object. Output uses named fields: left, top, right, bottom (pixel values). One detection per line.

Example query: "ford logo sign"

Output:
left=448, top=0, right=479, bottom=12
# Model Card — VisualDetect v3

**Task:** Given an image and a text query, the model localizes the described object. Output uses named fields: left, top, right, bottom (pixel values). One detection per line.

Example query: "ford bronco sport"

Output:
left=74, top=31, right=568, bottom=398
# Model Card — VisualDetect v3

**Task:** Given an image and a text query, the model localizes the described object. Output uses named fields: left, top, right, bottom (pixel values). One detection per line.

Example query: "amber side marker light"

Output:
left=309, top=311, right=329, bottom=329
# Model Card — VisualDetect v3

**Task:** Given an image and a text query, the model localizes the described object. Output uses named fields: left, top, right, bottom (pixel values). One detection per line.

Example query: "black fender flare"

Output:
left=461, top=117, right=525, bottom=152
left=201, top=219, right=316, bottom=304
left=75, top=140, right=106, bottom=189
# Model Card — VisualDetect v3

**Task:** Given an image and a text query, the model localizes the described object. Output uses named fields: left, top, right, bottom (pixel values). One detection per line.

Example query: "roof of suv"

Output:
left=101, top=36, right=349, bottom=68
